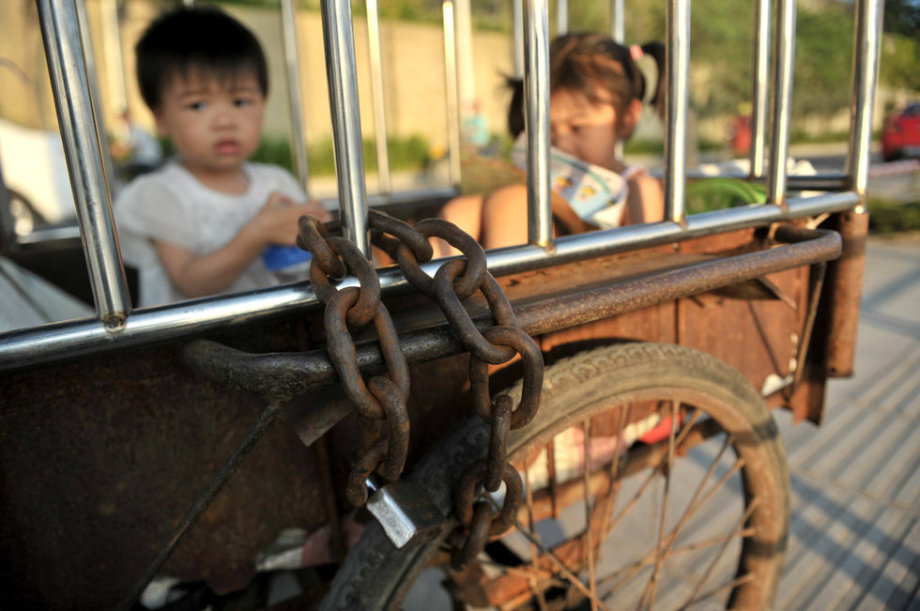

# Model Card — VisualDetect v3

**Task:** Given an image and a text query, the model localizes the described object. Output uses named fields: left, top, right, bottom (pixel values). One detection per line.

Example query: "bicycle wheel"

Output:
left=322, top=343, right=789, bottom=610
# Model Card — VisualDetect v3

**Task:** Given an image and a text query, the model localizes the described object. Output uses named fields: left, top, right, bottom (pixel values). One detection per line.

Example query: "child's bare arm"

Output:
left=624, top=173, right=664, bottom=225
left=155, top=196, right=330, bottom=298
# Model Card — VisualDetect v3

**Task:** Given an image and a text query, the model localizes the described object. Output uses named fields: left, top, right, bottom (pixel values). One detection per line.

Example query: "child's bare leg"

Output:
left=481, top=184, right=529, bottom=249
left=434, top=194, right=484, bottom=257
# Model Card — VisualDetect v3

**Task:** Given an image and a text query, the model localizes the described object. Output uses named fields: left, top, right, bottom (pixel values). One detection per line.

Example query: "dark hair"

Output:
left=506, top=76, right=525, bottom=138
left=505, top=33, right=665, bottom=140
left=135, top=6, right=268, bottom=111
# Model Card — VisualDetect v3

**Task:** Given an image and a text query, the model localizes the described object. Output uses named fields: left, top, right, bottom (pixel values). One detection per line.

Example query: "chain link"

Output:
left=297, top=210, right=544, bottom=564
left=366, top=210, right=544, bottom=568
left=297, top=218, right=410, bottom=509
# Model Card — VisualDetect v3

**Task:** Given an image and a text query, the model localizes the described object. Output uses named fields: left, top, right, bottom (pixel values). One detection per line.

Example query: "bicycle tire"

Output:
left=321, top=342, right=789, bottom=610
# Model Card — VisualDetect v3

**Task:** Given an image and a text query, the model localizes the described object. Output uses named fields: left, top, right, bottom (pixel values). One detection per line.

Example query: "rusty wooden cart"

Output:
left=0, top=0, right=882, bottom=609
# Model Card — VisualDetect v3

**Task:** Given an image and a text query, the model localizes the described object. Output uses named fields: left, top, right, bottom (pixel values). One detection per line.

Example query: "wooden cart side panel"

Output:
left=529, top=228, right=826, bottom=423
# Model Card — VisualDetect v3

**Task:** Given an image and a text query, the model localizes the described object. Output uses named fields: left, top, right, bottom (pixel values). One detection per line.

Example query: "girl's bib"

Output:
left=511, top=137, right=629, bottom=229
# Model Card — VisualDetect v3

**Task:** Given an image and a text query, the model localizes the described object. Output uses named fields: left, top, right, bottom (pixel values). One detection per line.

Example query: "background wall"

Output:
left=0, top=1, right=516, bottom=155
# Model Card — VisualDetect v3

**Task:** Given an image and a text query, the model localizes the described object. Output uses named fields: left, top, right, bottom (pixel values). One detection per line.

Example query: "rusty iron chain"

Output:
left=366, top=209, right=544, bottom=569
left=298, top=210, right=544, bottom=563
left=298, top=217, right=410, bottom=508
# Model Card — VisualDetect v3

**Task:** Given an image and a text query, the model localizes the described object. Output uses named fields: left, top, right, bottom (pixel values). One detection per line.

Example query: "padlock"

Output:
left=365, top=476, right=443, bottom=549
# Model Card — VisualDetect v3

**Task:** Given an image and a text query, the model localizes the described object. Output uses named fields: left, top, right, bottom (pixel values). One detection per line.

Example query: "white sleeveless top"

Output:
left=115, top=161, right=306, bottom=307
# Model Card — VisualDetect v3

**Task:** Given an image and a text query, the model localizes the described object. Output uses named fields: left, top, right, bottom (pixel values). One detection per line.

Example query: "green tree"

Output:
left=881, top=33, right=920, bottom=92
left=884, top=0, right=920, bottom=37
left=793, top=5, right=854, bottom=118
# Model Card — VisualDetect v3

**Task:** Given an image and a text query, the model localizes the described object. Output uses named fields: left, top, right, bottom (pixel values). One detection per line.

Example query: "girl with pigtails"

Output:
left=437, top=33, right=667, bottom=255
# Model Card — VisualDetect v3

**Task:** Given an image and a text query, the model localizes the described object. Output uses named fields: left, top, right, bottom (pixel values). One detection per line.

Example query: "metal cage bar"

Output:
left=100, top=0, right=128, bottom=122
left=664, top=0, right=690, bottom=225
left=513, top=0, right=525, bottom=77
left=556, top=0, right=568, bottom=35
left=846, top=0, right=884, bottom=199
left=610, top=0, right=625, bottom=43
left=524, top=0, right=553, bottom=248
left=1, top=0, right=877, bottom=370
left=281, top=0, right=311, bottom=193
left=37, top=0, right=130, bottom=328
left=750, top=0, right=770, bottom=179
left=766, top=0, right=796, bottom=210
left=366, top=0, right=392, bottom=195
left=442, top=0, right=463, bottom=189
left=0, top=191, right=858, bottom=371
left=321, top=0, right=369, bottom=256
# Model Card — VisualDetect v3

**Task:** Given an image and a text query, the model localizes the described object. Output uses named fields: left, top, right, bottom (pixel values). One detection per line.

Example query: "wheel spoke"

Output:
left=649, top=434, right=734, bottom=562
left=547, top=438, right=559, bottom=519
left=599, top=428, right=741, bottom=600
left=669, top=526, right=756, bottom=556
left=683, top=498, right=761, bottom=606
left=685, top=573, right=755, bottom=607
left=672, top=406, right=703, bottom=450
left=523, top=460, right=549, bottom=609
left=605, top=463, right=661, bottom=538
left=510, top=517, right=610, bottom=611
left=639, top=402, right=678, bottom=609
left=596, top=405, right=630, bottom=541
left=582, top=419, right=599, bottom=610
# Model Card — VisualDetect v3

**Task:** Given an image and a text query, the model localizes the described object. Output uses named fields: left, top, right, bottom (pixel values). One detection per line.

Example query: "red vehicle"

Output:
left=881, top=102, right=920, bottom=161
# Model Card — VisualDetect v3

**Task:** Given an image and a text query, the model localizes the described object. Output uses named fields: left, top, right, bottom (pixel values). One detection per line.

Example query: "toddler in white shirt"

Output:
left=116, top=6, right=329, bottom=306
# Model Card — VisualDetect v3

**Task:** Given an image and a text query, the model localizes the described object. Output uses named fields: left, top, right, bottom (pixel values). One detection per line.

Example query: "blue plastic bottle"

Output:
left=262, top=245, right=312, bottom=282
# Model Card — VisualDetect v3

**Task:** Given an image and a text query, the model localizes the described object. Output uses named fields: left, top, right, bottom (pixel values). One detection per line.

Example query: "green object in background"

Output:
left=685, top=177, right=768, bottom=214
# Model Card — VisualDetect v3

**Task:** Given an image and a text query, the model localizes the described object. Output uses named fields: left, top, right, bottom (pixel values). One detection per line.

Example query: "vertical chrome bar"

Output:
left=442, top=0, right=462, bottom=189
left=37, top=0, right=130, bottom=327
left=101, top=0, right=127, bottom=120
left=281, top=0, right=311, bottom=194
left=366, top=0, right=391, bottom=195
left=610, top=0, right=625, bottom=43
left=612, top=0, right=625, bottom=160
left=75, top=0, right=119, bottom=209
left=664, top=0, right=690, bottom=226
left=750, top=0, right=770, bottom=178
left=455, top=0, right=477, bottom=130
left=767, top=0, right=796, bottom=210
left=524, top=0, right=552, bottom=248
left=846, top=0, right=884, bottom=200
left=321, top=0, right=369, bottom=256
left=513, top=0, right=525, bottom=77
left=556, top=0, right=568, bottom=35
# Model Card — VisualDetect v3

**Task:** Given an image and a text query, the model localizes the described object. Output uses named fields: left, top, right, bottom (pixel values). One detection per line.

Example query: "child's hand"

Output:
left=247, top=192, right=331, bottom=246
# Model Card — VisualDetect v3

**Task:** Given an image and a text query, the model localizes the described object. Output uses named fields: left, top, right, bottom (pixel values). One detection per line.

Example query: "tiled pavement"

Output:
left=771, top=238, right=920, bottom=610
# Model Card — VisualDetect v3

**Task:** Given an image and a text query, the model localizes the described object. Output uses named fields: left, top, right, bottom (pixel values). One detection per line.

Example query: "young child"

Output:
left=115, top=6, right=330, bottom=307
left=437, top=33, right=665, bottom=254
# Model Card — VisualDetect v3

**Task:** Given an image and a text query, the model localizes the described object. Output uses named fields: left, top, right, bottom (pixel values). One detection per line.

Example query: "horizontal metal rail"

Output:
left=182, top=225, right=841, bottom=421
left=681, top=171, right=852, bottom=193
left=10, top=187, right=461, bottom=250
left=0, top=192, right=857, bottom=372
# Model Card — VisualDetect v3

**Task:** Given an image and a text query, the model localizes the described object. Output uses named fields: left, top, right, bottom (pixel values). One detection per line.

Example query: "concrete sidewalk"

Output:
left=405, top=236, right=920, bottom=610
left=771, top=236, right=920, bottom=609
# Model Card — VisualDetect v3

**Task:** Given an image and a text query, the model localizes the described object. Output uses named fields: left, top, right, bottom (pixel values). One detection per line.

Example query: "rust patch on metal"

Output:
left=823, top=210, right=869, bottom=378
